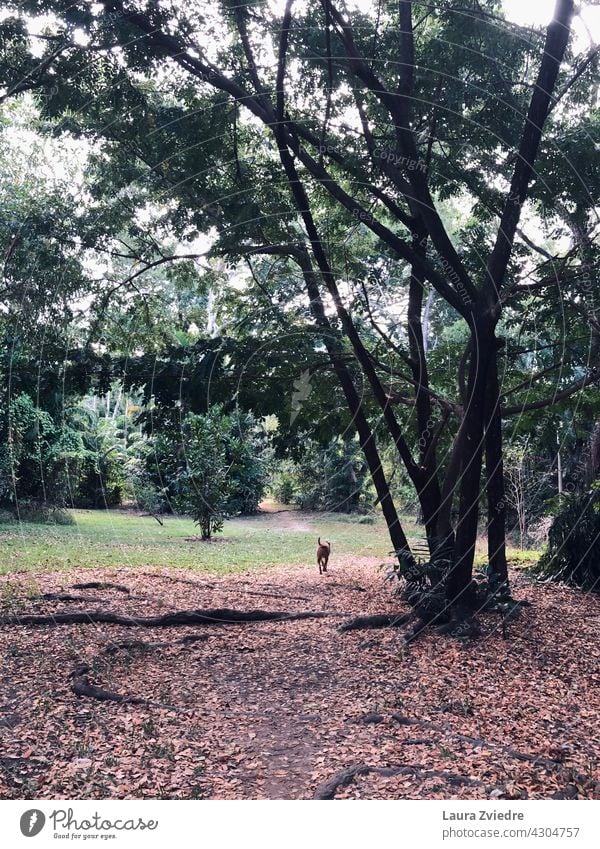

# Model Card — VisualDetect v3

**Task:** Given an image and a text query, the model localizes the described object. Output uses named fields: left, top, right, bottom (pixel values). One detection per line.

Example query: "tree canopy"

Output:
left=0, top=0, right=599, bottom=621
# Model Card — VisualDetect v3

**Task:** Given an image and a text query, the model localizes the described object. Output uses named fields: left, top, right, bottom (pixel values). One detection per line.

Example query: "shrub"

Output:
left=271, top=437, right=372, bottom=512
left=0, top=393, right=75, bottom=508
left=271, top=464, right=297, bottom=505
left=17, top=503, right=76, bottom=525
left=224, top=412, right=270, bottom=515
left=174, top=409, right=233, bottom=539
left=357, top=514, right=376, bottom=524
left=534, top=487, right=600, bottom=590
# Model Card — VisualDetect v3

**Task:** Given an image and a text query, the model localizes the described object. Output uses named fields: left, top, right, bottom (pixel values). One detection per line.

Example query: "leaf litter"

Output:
left=0, top=556, right=599, bottom=800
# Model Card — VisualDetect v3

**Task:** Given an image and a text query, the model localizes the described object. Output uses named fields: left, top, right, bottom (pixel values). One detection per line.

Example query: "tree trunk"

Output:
left=407, top=233, right=442, bottom=552
left=447, top=326, right=495, bottom=603
left=271, top=121, right=414, bottom=558
left=295, top=247, right=412, bottom=557
left=484, top=349, right=508, bottom=582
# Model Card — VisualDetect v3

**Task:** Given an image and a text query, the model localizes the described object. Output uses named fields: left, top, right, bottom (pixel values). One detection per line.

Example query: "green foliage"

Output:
left=159, top=407, right=270, bottom=538
left=174, top=410, right=233, bottom=539
left=270, top=437, right=373, bottom=513
left=0, top=392, right=90, bottom=509
left=73, top=411, right=127, bottom=508
left=224, top=412, right=270, bottom=515
left=270, top=461, right=297, bottom=505
left=535, top=488, right=600, bottom=591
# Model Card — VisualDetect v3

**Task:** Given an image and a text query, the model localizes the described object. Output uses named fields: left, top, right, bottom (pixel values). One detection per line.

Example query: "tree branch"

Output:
left=502, top=369, right=600, bottom=415
left=484, top=0, right=575, bottom=301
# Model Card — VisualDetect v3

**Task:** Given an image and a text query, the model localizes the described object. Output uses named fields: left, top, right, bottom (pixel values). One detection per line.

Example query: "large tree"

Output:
left=3, top=0, right=599, bottom=620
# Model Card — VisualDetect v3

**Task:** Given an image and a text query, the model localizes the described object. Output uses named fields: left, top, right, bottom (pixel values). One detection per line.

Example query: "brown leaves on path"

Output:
left=0, top=556, right=599, bottom=800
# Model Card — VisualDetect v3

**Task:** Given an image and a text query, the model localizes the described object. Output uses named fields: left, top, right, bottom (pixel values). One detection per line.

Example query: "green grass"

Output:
left=0, top=508, right=409, bottom=576
left=474, top=548, right=541, bottom=568
left=0, top=507, right=540, bottom=576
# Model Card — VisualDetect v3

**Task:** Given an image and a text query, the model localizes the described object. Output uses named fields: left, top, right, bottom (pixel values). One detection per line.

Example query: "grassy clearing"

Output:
left=0, top=507, right=402, bottom=575
left=0, top=507, right=540, bottom=576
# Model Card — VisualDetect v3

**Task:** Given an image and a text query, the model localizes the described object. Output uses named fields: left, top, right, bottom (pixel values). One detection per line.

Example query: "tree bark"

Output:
left=484, top=349, right=508, bottom=581
left=407, top=233, right=442, bottom=550
left=447, top=323, right=495, bottom=602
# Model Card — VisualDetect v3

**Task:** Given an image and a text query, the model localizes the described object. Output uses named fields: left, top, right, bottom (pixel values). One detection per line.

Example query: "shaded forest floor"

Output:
left=1, top=552, right=599, bottom=800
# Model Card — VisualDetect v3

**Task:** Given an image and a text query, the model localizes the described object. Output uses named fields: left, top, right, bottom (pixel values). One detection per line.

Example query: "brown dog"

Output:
left=317, top=537, right=331, bottom=575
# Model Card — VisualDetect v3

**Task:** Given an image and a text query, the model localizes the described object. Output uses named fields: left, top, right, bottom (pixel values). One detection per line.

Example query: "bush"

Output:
left=130, top=480, right=170, bottom=515
left=17, top=503, right=76, bottom=525
left=224, top=412, right=270, bottom=515
left=271, top=460, right=297, bottom=504
left=142, top=409, right=269, bottom=522
left=357, top=514, right=376, bottom=524
left=0, top=393, right=88, bottom=509
left=535, top=487, right=600, bottom=590
left=174, top=410, right=233, bottom=539
left=271, top=437, right=373, bottom=512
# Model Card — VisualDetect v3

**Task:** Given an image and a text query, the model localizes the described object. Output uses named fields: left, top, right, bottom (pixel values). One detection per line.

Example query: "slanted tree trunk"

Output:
left=293, top=246, right=412, bottom=557
left=407, top=233, right=443, bottom=551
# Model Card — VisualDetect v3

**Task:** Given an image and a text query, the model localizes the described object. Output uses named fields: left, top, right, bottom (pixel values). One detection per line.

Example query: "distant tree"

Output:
left=174, top=410, right=233, bottom=539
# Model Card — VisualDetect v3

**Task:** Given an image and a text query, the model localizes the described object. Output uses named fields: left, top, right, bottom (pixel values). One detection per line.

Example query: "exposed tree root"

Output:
left=338, top=612, right=412, bottom=632
left=314, top=762, right=486, bottom=799
left=42, top=592, right=105, bottom=604
left=390, top=714, right=562, bottom=771
left=70, top=664, right=149, bottom=705
left=140, top=572, right=214, bottom=588
left=72, top=582, right=131, bottom=594
left=0, top=607, right=332, bottom=627
left=339, top=607, right=485, bottom=642
left=347, top=712, right=385, bottom=725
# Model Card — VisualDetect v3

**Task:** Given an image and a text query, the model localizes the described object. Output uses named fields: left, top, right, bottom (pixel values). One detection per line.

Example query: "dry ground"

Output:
left=1, top=556, right=599, bottom=800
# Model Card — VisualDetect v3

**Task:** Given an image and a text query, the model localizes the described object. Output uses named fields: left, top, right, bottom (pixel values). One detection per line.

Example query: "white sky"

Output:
left=503, top=0, right=599, bottom=46
left=12, top=2, right=600, bottom=60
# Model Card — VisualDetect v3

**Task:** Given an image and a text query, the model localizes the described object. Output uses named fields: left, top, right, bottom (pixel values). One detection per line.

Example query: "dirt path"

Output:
left=1, top=561, right=599, bottom=800
left=254, top=503, right=314, bottom=533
